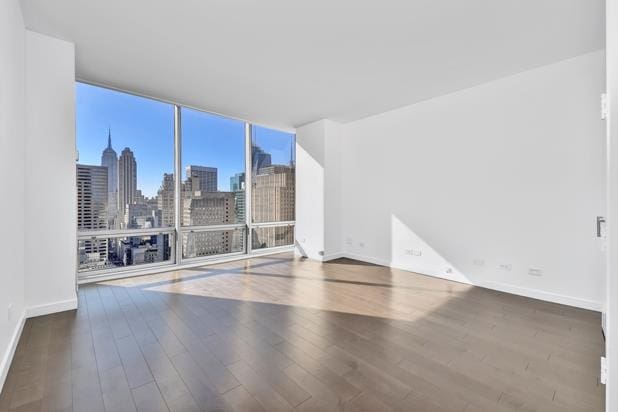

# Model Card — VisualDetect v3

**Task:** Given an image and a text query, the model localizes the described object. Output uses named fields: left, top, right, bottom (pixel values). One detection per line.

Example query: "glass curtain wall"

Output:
left=76, top=83, right=175, bottom=274
left=180, top=108, right=246, bottom=260
left=250, top=126, right=296, bottom=250
left=75, top=82, right=295, bottom=278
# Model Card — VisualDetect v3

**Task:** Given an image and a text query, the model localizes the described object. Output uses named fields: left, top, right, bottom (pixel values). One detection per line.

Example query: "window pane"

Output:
left=78, top=233, right=174, bottom=273
left=182, top=228, right=246, bottom=259
left=252, top=225, right=295, bottom=249
left=181, top=108, right=246, bottom=226
left=76, top=83, right=174, bottom=231
left=251, top=126, right=295, bottom=223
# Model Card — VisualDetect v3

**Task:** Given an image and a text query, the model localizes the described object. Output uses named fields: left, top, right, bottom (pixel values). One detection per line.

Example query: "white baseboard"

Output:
left=328, top=252, right=602, bottom=312
left=475, top=280, right=602, bottom=312
left=0, top=298, right=79, bottom=393
left=344, top=253, right=472, bottom=284
left=322, top=252, right=345, bottom=262
left=389, top=261, right=473, bottom=285
left=343, top=253, right=391, bottom=267
left=0, top=312, right=25, bottom=394
left=26, top=298, right=78, bottom=318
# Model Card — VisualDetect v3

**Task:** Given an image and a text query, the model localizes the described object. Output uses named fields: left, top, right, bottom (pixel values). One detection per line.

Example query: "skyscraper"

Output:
left=118, top=147, right=137, bottom=224
left=124, top=203, right=154, bottom=228
left=182, top=192, right=237, bottom=257
left=157, top=173, right=175, bottom=227
left=252, top=165, right=295, bottom=222
left=100, top=128, right=118, bottom=228
left=183, top=192, right=235, bottom=226
left=251, top=165, right=295, bottom=248
left=76, top=164, right=108, bottom=268
left=185, top=165, right=217, bottom=193
left=230, top=172, right=246, bottom=223
left=77, top=164, right=108, bottom=230
left=230, top=172, right=245, bottom=192
left=251, top=144, right=272, bottom=175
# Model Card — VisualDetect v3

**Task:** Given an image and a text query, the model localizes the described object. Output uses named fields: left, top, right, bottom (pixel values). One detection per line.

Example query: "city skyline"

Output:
left=77, top=82, right=295, bottom=198
left=76, top=82, right=296, bottom=273
left=86, top=131, right=292, bottom=200
left=77, top=137, right=295, bottom=271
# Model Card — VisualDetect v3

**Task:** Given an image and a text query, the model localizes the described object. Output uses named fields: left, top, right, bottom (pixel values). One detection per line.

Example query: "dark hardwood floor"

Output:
left=0, top=252, right=605, bottom=411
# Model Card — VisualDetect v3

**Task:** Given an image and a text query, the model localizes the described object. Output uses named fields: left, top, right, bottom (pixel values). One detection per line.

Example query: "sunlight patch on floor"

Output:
left=98, top=253, right=476, bottom=321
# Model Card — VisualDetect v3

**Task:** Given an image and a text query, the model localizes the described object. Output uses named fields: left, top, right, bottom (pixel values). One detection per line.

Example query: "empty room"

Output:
left=3, top=0, right=618, bottom=411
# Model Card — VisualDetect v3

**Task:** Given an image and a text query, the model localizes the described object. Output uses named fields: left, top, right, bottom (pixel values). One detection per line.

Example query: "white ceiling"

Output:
left=20, top=0, right=604, bottom=129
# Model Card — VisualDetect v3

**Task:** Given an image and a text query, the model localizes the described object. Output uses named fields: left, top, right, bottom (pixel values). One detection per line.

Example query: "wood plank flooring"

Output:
left=0, top=252, right=605, bottom=411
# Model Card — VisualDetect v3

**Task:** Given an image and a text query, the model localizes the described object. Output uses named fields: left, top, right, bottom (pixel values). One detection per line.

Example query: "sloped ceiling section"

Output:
left=21, top=0, right=604, bottom=128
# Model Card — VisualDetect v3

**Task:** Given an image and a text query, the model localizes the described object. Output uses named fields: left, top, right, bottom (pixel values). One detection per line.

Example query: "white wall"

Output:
left=296, top=119, right=343, bottom=260
left=24, top=31, right=77, bottom=316
left=339, top=50, right=606, bottom=310
left=0, top=20, right=78, bottom=392
left=0, top=0, right=26, bottom=392
left=296, top=120, right=326, bottom=260
left=323, top=120, right=343, bottom=257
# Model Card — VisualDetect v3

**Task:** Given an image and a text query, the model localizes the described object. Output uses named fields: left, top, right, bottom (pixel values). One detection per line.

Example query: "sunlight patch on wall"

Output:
left=390, top=214, right=470, bottom=284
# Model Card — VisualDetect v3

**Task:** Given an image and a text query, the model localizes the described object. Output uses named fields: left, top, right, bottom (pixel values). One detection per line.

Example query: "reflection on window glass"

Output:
left=181, top=108, right=246, bottom=226
left=78, top=233, right=173, bottom=273
left=252, top=225, right=295, bottom=250
left=182, top=228, right=245, bottom=259
left=76, top=82, right=175, bottom=231
left=251, top=126, right=295, bottom=223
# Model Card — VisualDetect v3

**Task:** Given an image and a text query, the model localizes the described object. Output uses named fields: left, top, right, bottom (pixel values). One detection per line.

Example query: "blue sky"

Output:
left=76, top=82, right=294, bottom=197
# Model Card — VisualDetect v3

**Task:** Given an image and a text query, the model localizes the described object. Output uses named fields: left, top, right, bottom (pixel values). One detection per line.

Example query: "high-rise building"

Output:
left=251, top=145, right=272, bottom=175
left=157, top=173, right=175, bottom=227
left=252, top=165, right=295, bottom=248
left=230, top=172, right=246, bottom=223
left=76, top=164, right=109, bottom=268
left=185, top=165, right=217, bottom=193
left=118, top=147, right=137, bottom=224
left=182, top=192, right=237, bottom=257
left=252, top=165, right=295, bottom=222
left=135, top=189, right=146, bottom=204
left=124, top=203, right=154, bottom=228
left=183, top=192, right=235, bottom=226
left=100, top=129, right=118, bottom=228
left=119, top=234, right=171, bottom=266
left=230, top=172, right=245, bottom=192
left=77, top=164, right=108, bottom=229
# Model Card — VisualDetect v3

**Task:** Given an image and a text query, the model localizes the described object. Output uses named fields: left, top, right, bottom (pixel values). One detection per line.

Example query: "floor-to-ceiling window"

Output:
left=250, top=126, right=296, bottom=250
left=76, top=83, right=175, bottom=275
left=180, top=108, right=246, bottom=260
left=75, top=82, right=295, bottom=279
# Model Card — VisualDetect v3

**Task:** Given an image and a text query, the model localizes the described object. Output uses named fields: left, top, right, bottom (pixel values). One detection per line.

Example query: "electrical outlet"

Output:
left=405, top=249, right=422, bottom=256
left=473, top=259, right=485, bottom=266
left=359, top=241, right=365, bottom=248
left=499, top=263, right=512, bottom=271
left=345, top=237, right=353, bottom=246
left=528, top=267, right=543, bottom=277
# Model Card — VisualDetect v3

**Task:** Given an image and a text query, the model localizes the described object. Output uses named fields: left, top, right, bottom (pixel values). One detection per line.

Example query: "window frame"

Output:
left=75, top=81, right=296, bottom=281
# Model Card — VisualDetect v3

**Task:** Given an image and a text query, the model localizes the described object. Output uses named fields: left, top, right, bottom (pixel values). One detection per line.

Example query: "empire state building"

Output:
left=100, top=129, right=118, bottom=228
